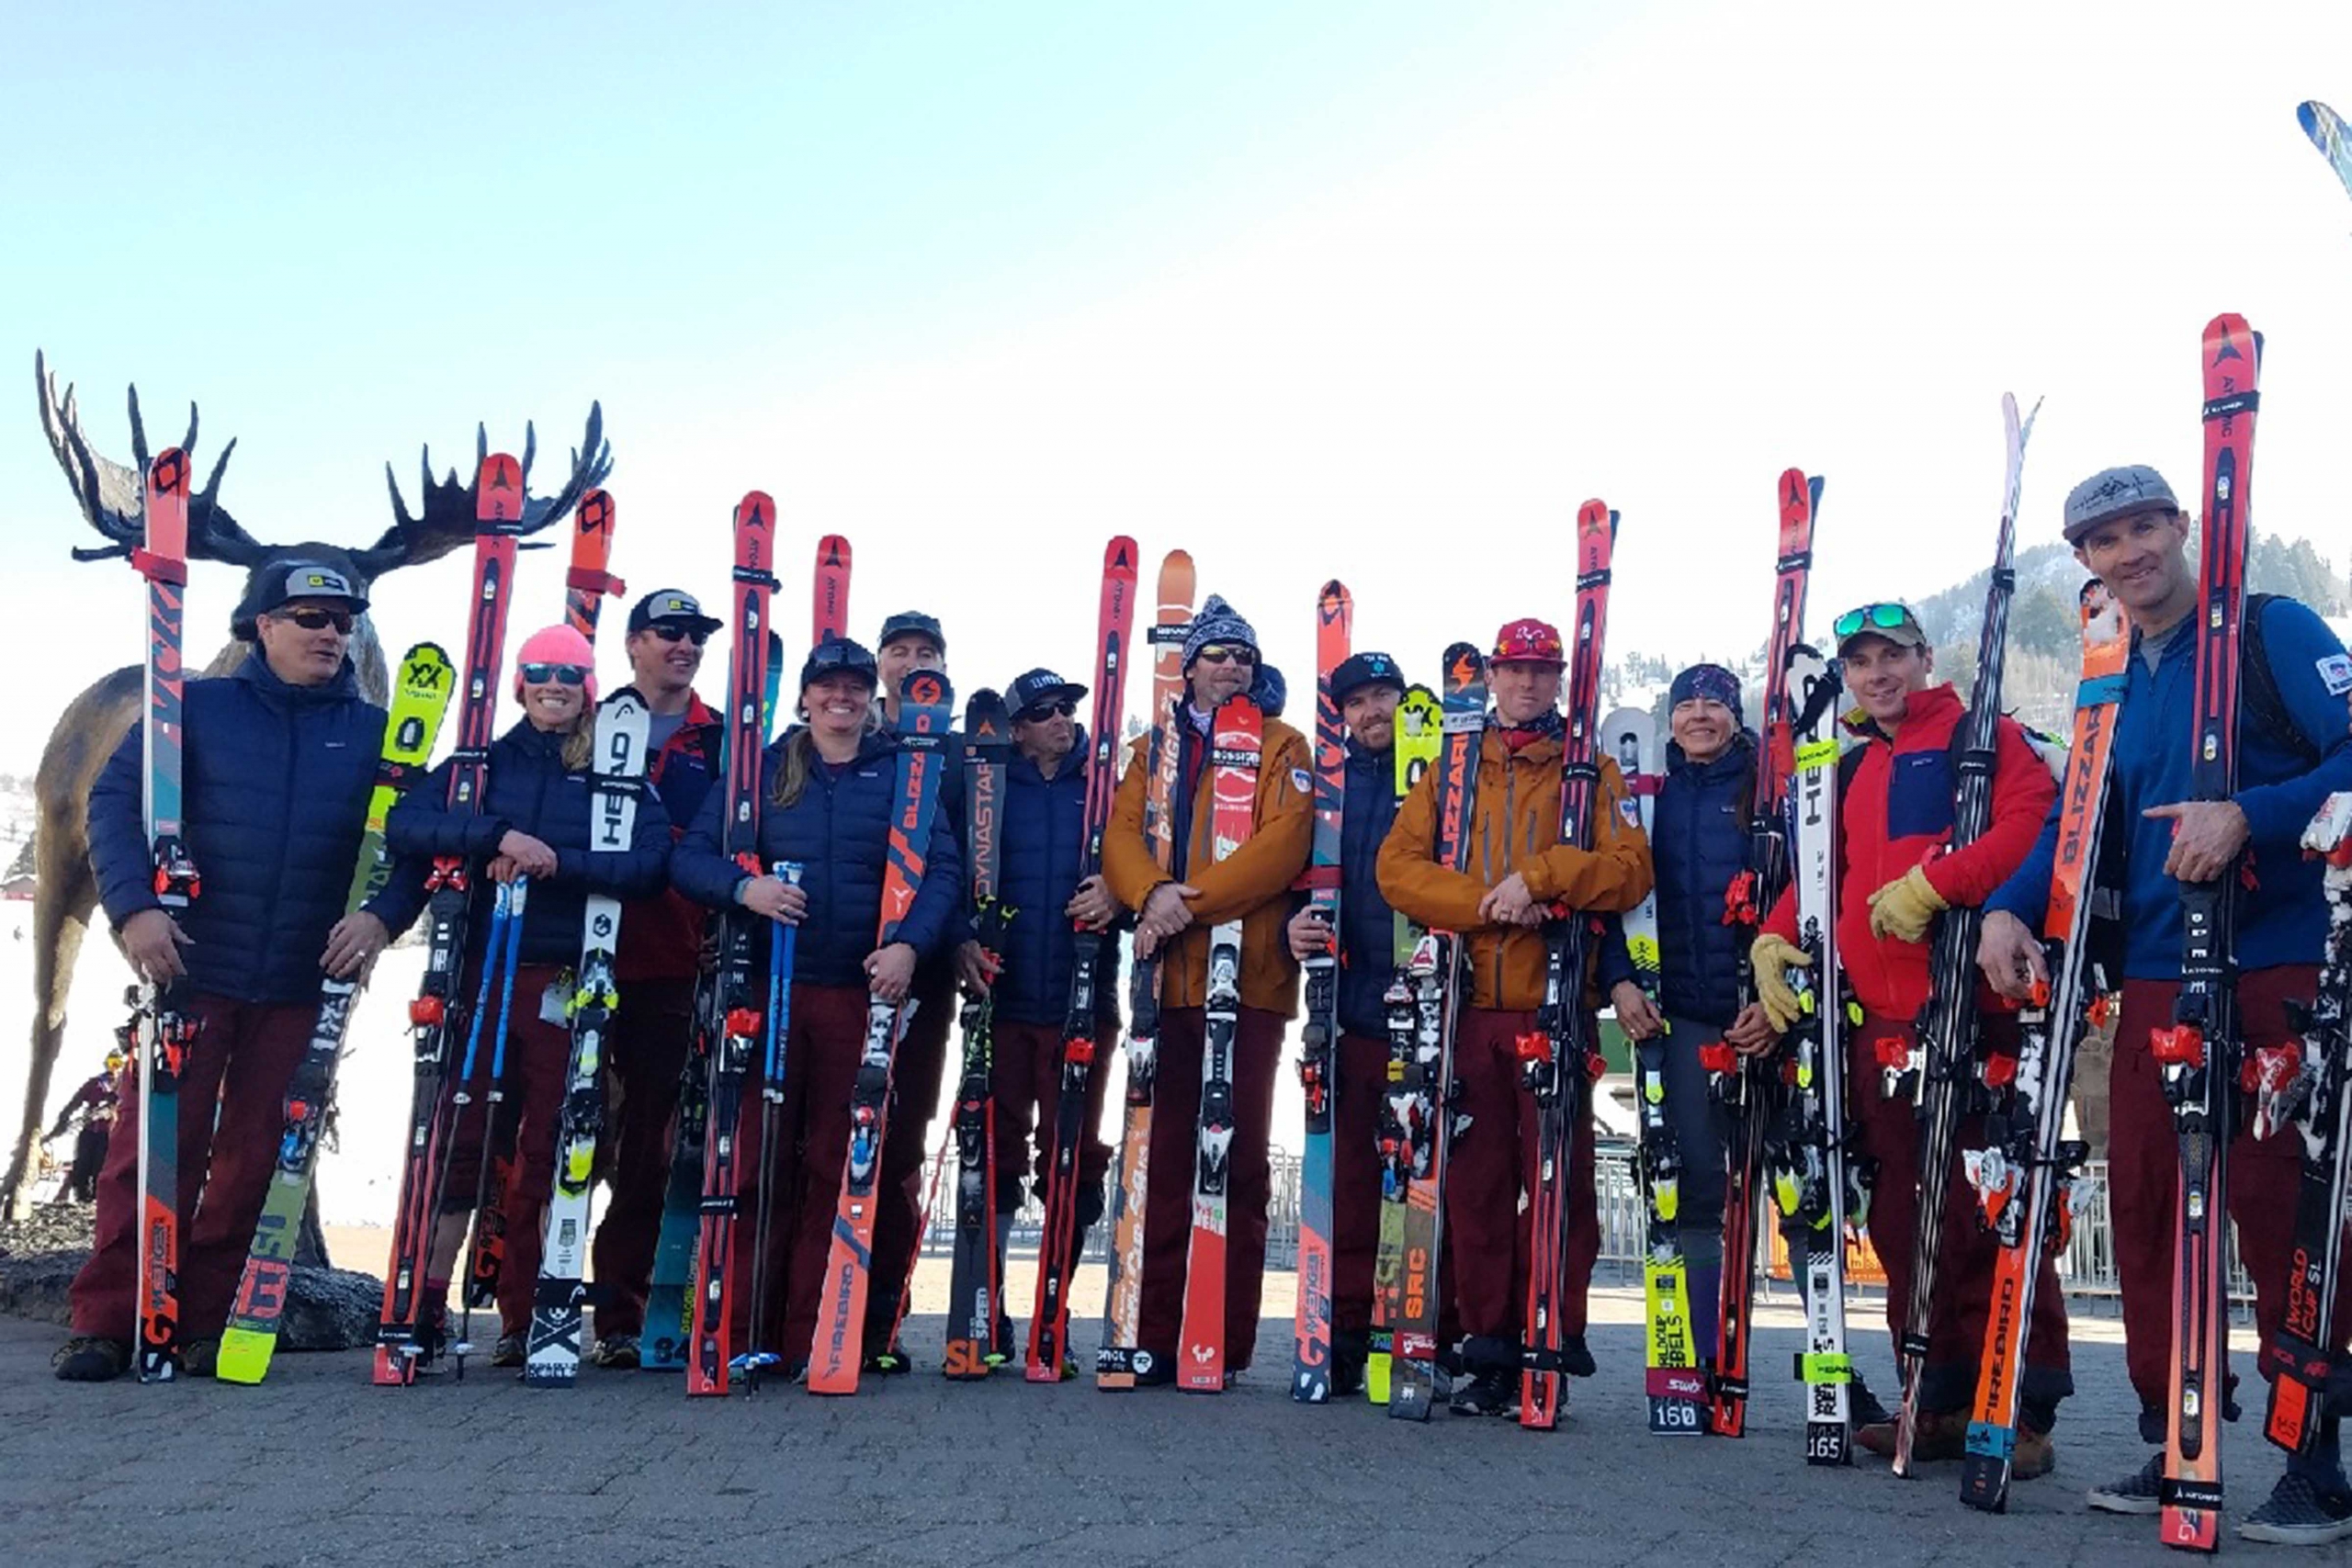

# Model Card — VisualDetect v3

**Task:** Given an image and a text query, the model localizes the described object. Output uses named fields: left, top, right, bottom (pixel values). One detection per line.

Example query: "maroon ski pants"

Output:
left=586, top=976, right=695, bottom=1341
left=989, top=1018, right=1114, bottom=1212
left=70, top=994, right=313, bottom=1342
left=1136, top=1005, right=1286, bottom=1370
left=868, top=960, right=957, bottom=1335
left=2111, top=965, right=2352, bottom=1415
left=436, top=963, right=571, bottom=1339
left=1445, top=1007, right=1600, bottom=1345
left=718, top=983, right=875, bottom=1359
left=1331, top=1030, right=1390, bottom=1340
left=1846, top=1007, right=2072, bottom=1416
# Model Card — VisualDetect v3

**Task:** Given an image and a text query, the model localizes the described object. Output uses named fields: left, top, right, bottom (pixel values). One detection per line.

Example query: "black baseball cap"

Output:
left=877, top=611, right=945, bottom=653
left=628, top=589, right=722, bottom=637
left=1330, top=651, right=1407, bottom=703
left=799, top=635, right=878, bottom=692
left=1006, top=668, right=1086, bottom=719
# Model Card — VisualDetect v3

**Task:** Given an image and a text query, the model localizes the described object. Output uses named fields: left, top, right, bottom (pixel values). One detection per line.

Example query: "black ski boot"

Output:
left=1331, top=1330, right=1369, bottom=1400
left=51, top=1336, right=130, bottom=1382
left=1450, top=1336, right=1518, bottom=1417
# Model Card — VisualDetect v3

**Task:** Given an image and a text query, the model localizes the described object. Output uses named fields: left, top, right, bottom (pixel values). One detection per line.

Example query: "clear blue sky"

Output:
left=6, top=1, right=2352, bottom=781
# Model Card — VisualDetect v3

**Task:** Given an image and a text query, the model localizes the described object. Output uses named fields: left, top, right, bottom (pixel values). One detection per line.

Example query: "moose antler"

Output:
left=36, top=351, right=261, bottom=567
left=355, top=401, right=611, bottom=576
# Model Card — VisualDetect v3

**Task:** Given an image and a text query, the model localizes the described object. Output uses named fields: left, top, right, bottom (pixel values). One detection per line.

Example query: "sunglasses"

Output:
left=1833, top=603, right=1912, bottom=642
left=273, top=607, right=354, bottom=635
left=1017, top=699, right=1076, bottom=724
left=1194, top=645, right=1257, bottom=667
left=647, top=623, right=710, bottom=647
left=519, top=662, right=589, bottom=686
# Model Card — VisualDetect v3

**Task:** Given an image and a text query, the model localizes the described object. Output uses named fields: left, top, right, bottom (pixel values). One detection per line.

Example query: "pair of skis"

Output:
left=1889, top=393, right=2038, bottom=1474
left=1385, top=648, right=1484, bottom=1420
left=375, top=453, right=528, bottom=1385
left=1291, top=580, right=1351, bottom=1401
left=215, top=642, right=456, bottom=1383
left=1519, top=501, right=1616, bottom=1429
left=1020, top=538, right=1141, bottom=1381
left=1605, top=705, right=1704, bottom=1434
left=649, top=531, right=850, bottom=1374
left=1098, top=552, right=1198, bottom=1387
left=1703, top=467, right=1820, bottom=1439
left=1364, top=682, right=1442, bottom=1406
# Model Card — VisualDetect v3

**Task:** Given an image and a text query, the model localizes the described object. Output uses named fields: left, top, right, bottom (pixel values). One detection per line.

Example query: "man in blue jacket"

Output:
left=964, top=667, right=1123, bottom=1346
left=56, top=564, right=416, bottom=1382
left=1978, top=465, right=2352, bottom=1543
left=1284, top=649, right=1408, bottom=1397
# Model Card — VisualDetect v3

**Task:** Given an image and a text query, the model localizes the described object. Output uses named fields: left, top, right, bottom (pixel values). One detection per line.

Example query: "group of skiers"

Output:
left=37, top=434, right=2352, bottom=1547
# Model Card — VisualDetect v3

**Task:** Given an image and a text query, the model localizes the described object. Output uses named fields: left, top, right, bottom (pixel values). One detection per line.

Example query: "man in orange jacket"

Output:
left=1102, top=594, right=1312, bottom=1384
left=1375, top=617, right=1654, bottom=1416
left=1743, top=602, right=2067, bottom=1471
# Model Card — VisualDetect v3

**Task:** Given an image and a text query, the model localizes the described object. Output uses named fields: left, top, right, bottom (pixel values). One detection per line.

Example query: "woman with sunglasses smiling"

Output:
left=59, top=563, right=425, bottom=1383
left=670, top=634, right=963, bottom=1381
left=381, top=624, right=673, bottom=1370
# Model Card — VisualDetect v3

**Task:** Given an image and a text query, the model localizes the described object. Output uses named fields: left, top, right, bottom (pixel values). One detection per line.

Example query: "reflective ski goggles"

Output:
left=272, top=606, right=356, bottom=635
left=646, top=622, right=710, bottom=647
left=1832, top=603, right=1925, bottom=650
left=518, top=662, right=590, bottom=686
left=1193, top=645, right=1257, bottom=667
left=1016, top=699, right=1077, bottom=724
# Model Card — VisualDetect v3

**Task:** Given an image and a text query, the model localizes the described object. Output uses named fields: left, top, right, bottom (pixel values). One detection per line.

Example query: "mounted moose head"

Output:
left=36, top=348, right=612, bottom=649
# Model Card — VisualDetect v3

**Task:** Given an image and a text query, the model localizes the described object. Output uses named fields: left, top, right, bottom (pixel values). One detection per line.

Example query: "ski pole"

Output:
left=456, top=877, right=530, bottom=1372
left=741, top=862, right=802, bottom=1384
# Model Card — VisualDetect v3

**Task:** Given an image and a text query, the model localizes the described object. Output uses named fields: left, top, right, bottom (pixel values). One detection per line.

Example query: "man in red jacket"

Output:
left=587, top=590, right=724, bottom=1368
left=1741, top=602, right=2069, bottom=1472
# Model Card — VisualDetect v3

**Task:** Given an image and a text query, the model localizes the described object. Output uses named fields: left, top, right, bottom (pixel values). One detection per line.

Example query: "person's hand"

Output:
left=1135, top=882, right=1197, bottom=959
left=1477, top=872, right=1545, bottom=928
left=1747, top=931, right=1811, bottom=1033
left=321, top=911, right=390, bottom=981
left=1724, top=1001, right=1781, bottom=1055
left=865, top=942, right=918, bottom=1004
left=497, top=829, right=560, bottom=878
left=1976, top=909, right=2048, bottom=1004
left=955, top=939, right=1000, bottom=993
left=120, top=909, right=190, bottom=987
left=739, top=874, right=808, bottom=923
left=1866, top=863, right=1949, bottom=943
left=1065, top=874, right=1119, bottom=931
left=2145, top=799, right=2251, bottom=884
left=1611, top=980, right=1664, bottom=1041
left=1287, top=907, right=1335, bottom=962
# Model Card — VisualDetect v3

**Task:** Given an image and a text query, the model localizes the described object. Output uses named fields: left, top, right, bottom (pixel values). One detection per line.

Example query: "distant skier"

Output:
left=43, top=1050, right=123, bottom=1205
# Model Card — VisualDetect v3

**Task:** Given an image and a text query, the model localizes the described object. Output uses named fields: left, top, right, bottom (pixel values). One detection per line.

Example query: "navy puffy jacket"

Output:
left=385, top=716, right=673, bottom=968
left=1597, top=732, right=1754, bottom=1029
left=670, top=727, right=963, bottom=988
left=89, top=651, right=409, bottom=1006
left=988, top=733, right=1119, bottom=1029
left=1334, top=739, right=1405, bottom=1038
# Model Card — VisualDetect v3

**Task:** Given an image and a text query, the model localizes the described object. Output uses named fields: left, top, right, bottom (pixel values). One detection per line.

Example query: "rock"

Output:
left=0, top=1248, right=384, bottom=1352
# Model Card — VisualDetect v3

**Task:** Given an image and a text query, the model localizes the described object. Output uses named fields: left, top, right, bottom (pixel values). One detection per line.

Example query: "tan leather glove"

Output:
left=1747, top=931, right=1811, bottom=1034
left=1866, top=863, right=1949, bottom=944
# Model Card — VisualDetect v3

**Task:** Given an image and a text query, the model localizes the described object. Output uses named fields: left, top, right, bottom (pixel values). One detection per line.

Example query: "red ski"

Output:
left=1026, top=536, right=1139, bottom=1381
left=813, top=534, right=852, bottom=646
left=1177, top=694, right=1262, bottom=1391
left=684, top=492, right=778, bottom=1397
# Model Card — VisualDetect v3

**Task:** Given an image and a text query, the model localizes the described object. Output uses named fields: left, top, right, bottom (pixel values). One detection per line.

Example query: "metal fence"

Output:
left=925, top=1144, right=2257, bottom=1320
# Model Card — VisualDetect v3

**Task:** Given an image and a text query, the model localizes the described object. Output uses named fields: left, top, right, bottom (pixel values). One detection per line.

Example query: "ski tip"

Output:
left=734, top=491, right=777, bottom=530
left=2300, top=99, right=2326, bottom=141
left=1105, top=535, right=1140, bottom=573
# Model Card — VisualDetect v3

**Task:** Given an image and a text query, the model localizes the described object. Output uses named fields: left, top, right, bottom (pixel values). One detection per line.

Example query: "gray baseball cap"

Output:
left=2064, top=465, right=2180, bottom=543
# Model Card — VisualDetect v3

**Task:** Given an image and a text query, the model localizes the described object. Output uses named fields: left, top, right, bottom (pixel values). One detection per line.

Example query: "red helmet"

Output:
left=1489, top=617, right=1566, bottom=667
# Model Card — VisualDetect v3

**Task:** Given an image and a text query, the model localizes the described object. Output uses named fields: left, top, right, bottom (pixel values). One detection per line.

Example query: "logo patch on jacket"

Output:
left=1291, top=767, right=1312, bottom=794
left=1618, top=795, right=1640, bottom=828
left=2317, top=653, right=2352, bottom=696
